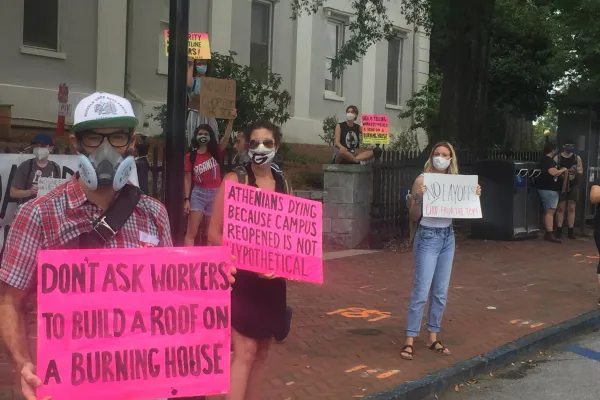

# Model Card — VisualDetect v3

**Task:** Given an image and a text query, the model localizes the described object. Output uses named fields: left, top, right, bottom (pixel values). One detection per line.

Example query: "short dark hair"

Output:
left=563, top=138, right=575, bottom=145
left=243, top=121, right=283, bottom=145
left=346, top=105, right=359, bottom=115
left=543, top=142, right=556, bottom=154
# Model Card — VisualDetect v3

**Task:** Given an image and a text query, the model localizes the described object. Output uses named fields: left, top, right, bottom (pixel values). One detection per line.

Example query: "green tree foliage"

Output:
left=291, top=1, right=430, bottom=78
left=149, top=51, right=292, bottom=137
left=398, top=73, right=441, bottom=136
left=320, top=115, right=338, bottom=146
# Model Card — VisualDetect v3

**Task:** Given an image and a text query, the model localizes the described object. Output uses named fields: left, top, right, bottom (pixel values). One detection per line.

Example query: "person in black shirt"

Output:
left=537, top=142, right=568, bottom=242
left=588, top=179, right=600, bottom=306
left=554, top=139, right=583, bottom=238
left=332, top=105, right=374, bottom=164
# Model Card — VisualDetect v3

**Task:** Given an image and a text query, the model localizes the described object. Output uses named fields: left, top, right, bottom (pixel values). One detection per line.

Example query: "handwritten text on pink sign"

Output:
left=223, top=181, right=323, bottom=284
left=37, top=247, right=231, bottom=400
left=422, top=173, right=482, bottom=219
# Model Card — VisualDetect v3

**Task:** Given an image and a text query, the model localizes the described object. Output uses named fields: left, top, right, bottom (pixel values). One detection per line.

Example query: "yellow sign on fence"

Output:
left=163, top=31, right=211, bottom=59
left=361, top=114, right=390, bottom=145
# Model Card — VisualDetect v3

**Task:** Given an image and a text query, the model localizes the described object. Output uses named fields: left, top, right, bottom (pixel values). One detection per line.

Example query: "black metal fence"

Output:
left=370, top=148, right=542, bottom=248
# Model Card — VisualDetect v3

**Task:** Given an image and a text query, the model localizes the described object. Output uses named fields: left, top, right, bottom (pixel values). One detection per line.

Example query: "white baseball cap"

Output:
left=72, top=92, right=138, bottom=132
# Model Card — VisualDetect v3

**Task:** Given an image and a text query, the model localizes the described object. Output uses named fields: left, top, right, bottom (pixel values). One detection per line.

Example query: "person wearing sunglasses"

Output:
left=208, top=121, right=292, bottom=400
left=333, top=105, right=375, bottom=164
left=0, top=92, right=236, bottom=400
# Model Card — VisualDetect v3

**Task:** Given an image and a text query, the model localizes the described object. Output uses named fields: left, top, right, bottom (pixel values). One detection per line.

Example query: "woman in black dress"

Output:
left=208, top=121, right=288, bottom=400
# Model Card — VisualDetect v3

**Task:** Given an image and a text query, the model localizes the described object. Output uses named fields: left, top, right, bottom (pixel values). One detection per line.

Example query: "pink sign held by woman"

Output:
left=37, top=246, right=231, bottom=400
left=223, top=181, right=323, bottom=284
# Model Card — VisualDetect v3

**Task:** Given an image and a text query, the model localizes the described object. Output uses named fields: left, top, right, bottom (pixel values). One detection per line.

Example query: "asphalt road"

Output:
left=441, top=330, right=600, bottom=400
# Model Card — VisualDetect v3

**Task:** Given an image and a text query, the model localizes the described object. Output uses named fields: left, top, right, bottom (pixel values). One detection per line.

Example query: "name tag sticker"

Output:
left=139, top=231, right=159, bottom=246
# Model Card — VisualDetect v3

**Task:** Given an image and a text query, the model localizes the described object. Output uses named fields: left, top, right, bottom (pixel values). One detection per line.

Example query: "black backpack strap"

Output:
left=52, top=161, right=61, bottom=178
left=233, top=165, right=250, bottom=185
left=25, top=159, right=35, bottom=189
left=75, top=185, right=142, bottom=249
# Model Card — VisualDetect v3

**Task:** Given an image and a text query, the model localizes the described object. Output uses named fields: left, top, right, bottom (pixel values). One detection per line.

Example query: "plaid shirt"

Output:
left=0, top=177, right=173, bottom=291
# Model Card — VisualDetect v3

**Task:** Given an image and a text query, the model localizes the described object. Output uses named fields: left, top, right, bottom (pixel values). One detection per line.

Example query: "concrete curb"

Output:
left=365, top=309, right=600, bottom=400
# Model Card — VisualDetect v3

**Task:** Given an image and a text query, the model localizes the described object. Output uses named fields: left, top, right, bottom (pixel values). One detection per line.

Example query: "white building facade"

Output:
left=0, top=0, right=430, bottom=146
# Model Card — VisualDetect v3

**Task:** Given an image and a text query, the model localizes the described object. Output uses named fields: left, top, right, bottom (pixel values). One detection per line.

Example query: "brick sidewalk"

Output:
left=0, top=238, right=597, bottom=400
left=263, top=237, right=599, bottom=399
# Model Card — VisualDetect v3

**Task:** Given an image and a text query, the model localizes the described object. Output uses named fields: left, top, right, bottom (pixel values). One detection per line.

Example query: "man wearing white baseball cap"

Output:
left=0, top=92, right=234, bottom=400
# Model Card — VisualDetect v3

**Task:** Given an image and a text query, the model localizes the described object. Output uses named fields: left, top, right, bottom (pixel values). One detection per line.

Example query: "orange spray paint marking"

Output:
left=377, top=370, right=400, bottom=379
left=345, top=365, right=367, bottom=373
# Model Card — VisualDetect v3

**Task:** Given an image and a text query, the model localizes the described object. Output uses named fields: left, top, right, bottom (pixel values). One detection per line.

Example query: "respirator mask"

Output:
left=77, top=133, right=135, bottom=191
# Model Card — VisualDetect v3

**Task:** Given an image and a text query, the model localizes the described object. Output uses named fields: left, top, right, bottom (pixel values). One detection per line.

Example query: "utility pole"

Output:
left=164, top=0, right=189, bottom=246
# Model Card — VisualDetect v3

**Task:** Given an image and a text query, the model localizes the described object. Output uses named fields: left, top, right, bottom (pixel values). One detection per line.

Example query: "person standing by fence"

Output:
left=537, top=142, right=568, bottom=243
left=554, top=139, right=583, bottom=239
left=400, top=142, right=481, bottom=361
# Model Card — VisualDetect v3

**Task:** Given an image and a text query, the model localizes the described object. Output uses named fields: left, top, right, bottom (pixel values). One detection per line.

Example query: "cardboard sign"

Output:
left=195, top=77, right=236, bottom=119
left=163, top=31, right=211, bottom=60
left=37, top=177, right=69, bottom=197
left=0, top=154, right=140, bottom=262
left=361, top=115, right=389, bottom=145
left=222, top=181, right=323, bottom=284
left=37, top=247, right=231, bottom=400
left=423, top=173, right=482, bottom=219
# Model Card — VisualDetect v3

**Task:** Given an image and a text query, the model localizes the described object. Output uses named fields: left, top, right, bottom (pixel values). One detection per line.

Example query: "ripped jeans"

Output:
left=406, top=225, right=455, bottom=337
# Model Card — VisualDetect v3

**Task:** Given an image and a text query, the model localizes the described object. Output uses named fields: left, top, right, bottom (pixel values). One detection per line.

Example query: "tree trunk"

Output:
left=435, top=0, right=496, bottom=148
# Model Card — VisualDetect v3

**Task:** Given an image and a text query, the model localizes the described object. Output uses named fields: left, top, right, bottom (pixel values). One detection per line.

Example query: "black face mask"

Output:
left=563, top=145, right=575, bottom=155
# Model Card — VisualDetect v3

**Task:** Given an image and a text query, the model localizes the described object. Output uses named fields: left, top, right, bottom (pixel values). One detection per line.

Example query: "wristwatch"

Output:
left=412, top=193, right=422, bottom=203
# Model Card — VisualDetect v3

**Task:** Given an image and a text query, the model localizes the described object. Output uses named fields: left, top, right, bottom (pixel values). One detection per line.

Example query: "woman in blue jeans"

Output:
left=400, top=142, right=481, bottom=360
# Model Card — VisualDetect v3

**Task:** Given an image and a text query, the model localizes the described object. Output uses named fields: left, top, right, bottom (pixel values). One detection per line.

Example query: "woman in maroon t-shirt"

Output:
left=183, top=124, right=226, bottom=246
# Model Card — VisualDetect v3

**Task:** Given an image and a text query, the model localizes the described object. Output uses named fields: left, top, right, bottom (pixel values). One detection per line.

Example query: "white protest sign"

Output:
left=37, top=177, right=69, bottom=197
left=0, top=154, right=140, bottom=258
left=423, top=173, right=482, bottom=219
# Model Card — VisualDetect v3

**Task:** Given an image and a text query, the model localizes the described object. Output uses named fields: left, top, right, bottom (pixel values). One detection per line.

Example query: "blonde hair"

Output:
left=423, top=141, right=459, bottom=174
left=408, top=141, right=459, bottom=242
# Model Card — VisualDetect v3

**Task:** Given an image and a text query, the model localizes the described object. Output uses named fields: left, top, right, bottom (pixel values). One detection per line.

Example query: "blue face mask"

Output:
left=196, top=65, right=207, bottom=75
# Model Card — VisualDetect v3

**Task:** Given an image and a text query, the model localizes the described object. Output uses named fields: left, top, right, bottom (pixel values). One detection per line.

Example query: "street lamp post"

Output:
left=164, top=0, right=189, bottom=246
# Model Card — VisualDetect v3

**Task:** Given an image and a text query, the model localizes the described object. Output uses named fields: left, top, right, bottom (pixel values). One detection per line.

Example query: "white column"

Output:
left=209, top=0, right=233, bottom=54
left=96, top=0, right=127, bottom=95
left=361, top=44, right=377, bottom=114
left=292, top=13, right=313, bottom=118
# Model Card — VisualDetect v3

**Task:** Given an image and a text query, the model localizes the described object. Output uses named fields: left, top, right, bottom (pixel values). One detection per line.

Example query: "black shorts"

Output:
left=559, top=187, right=579, bottom=203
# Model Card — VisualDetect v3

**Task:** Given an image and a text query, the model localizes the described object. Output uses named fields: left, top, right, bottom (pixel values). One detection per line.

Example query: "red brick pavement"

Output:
left=0, top=238, right=597, bottom=400
left=262, top=237, right=599, bottom=400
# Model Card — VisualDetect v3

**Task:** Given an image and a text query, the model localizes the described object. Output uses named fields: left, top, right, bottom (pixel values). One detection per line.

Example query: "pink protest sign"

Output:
left=37, top=246, right=231, bottom=400
left=222, top=181, right=323, bottom=284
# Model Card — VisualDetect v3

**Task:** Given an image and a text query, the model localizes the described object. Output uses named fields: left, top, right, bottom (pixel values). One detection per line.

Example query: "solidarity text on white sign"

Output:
left=422, top=173, right=482, bottom=219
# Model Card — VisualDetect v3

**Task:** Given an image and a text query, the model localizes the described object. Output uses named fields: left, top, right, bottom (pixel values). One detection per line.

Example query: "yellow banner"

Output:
left=163, top=31, right=211, bottom=60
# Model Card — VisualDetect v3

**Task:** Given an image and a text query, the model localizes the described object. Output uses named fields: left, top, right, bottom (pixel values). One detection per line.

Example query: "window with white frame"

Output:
left=325, top=19, right=344, bottom=96
left=23, top=0, right=59, bottom=50
left=386, top=36, right=405, bottom=106
left=250, top=0, right=273, bottom=80
left=158, top=0, right=169, bottom=74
